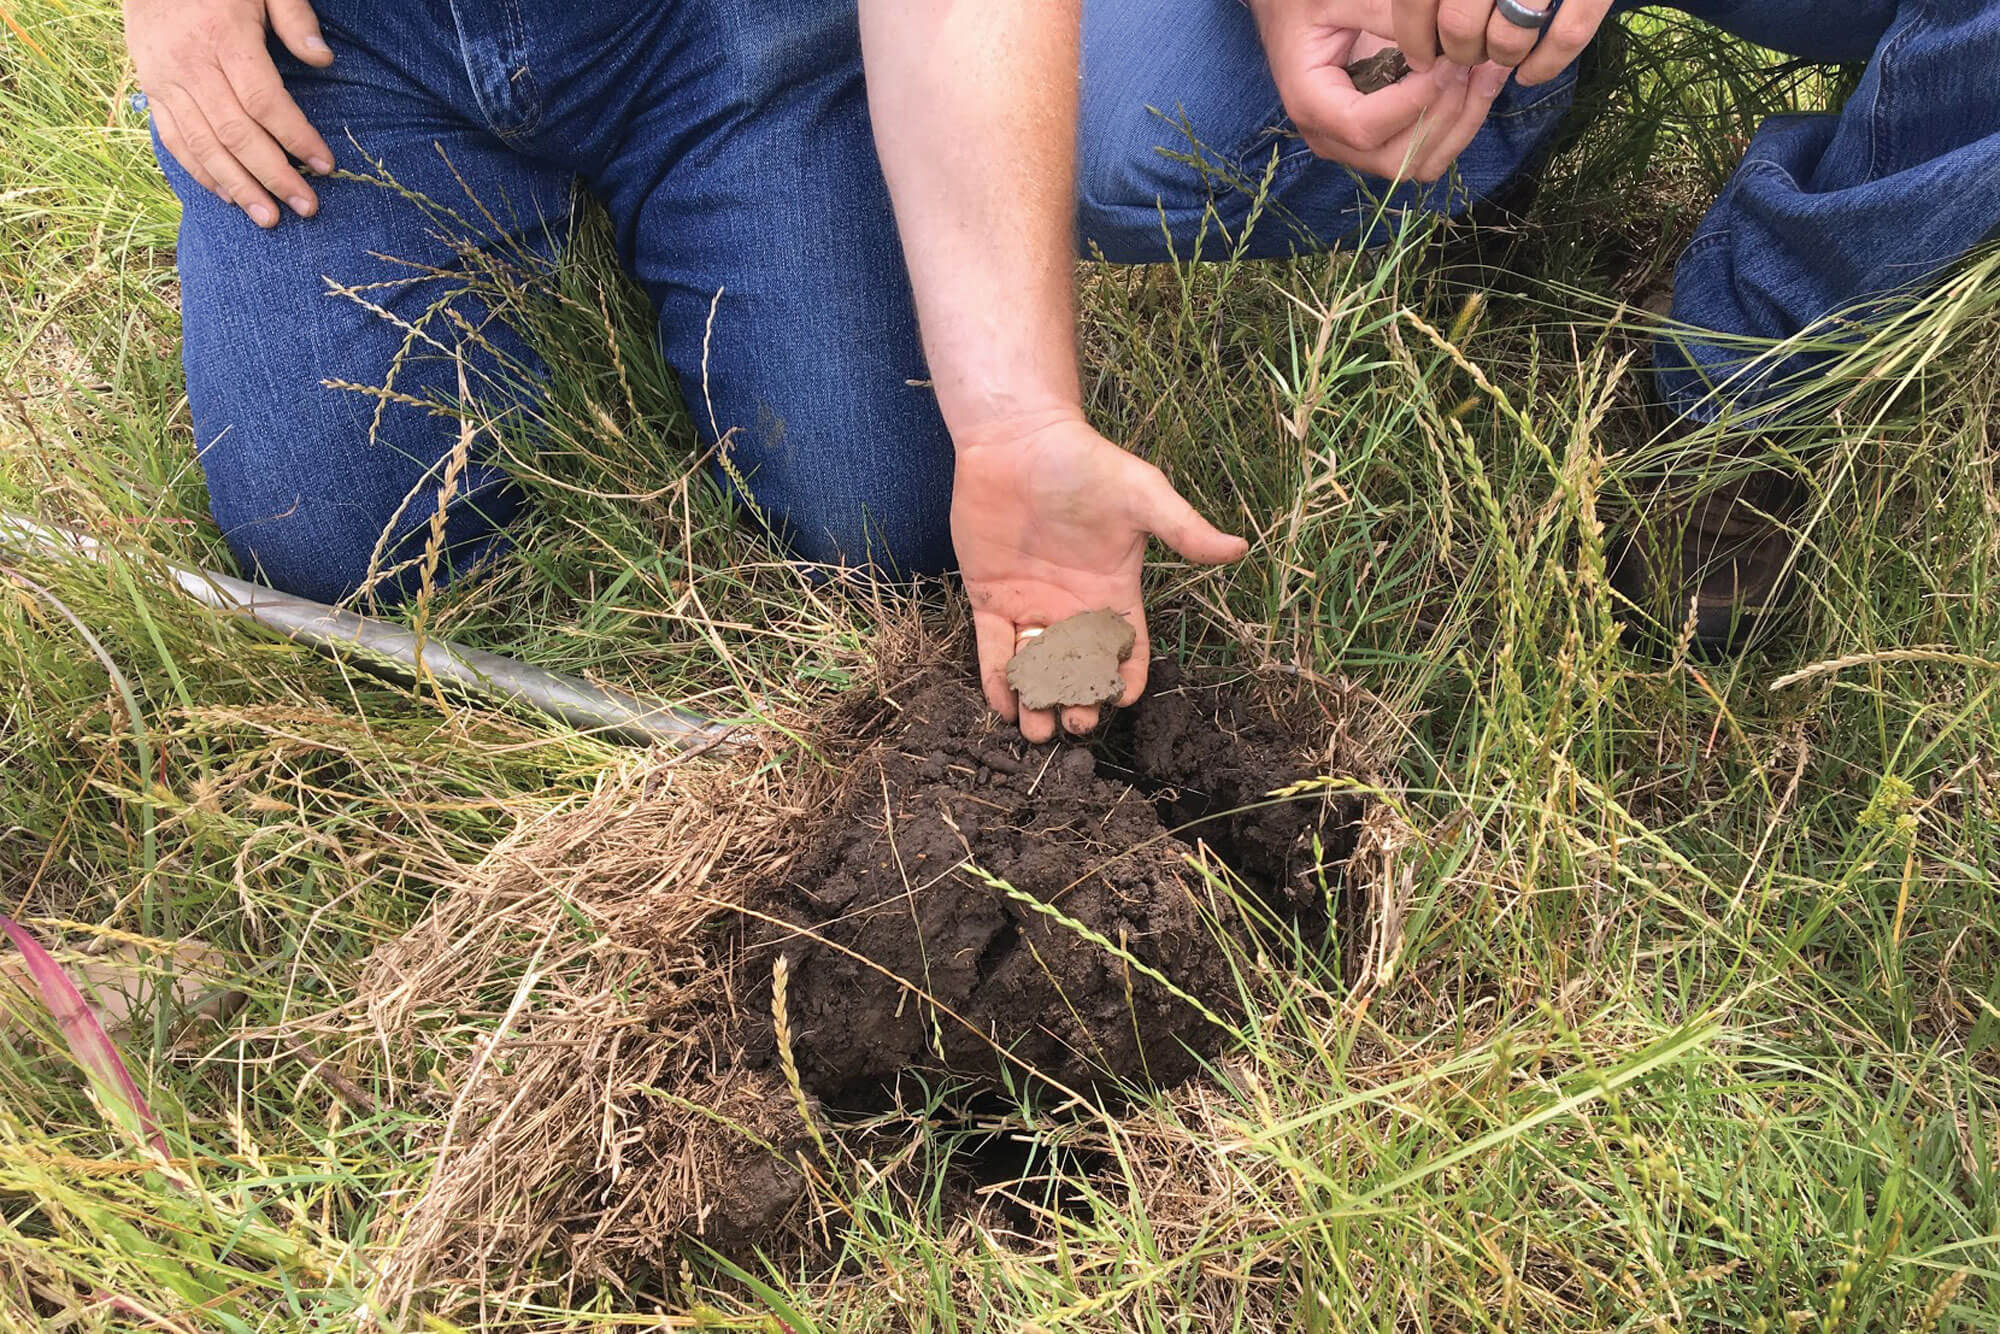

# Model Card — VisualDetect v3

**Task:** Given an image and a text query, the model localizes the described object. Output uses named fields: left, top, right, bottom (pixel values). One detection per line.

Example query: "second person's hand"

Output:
left=1248, top=1, right=1512, bottom=182
left=1392, top=0, right=1615, bottom=84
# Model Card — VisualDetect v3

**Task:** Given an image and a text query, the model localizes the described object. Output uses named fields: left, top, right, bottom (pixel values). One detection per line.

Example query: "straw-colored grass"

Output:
left=3, top=3, right=1997, bottom=1329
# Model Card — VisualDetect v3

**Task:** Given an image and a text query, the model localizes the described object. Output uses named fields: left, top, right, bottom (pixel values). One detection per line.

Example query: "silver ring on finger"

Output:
left=1494, top=0, right=1555, bottom=29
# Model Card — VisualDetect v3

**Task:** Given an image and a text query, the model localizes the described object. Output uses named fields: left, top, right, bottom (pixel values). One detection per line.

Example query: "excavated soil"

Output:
left=353, top=648, right=1375, bottom=1274
left=731, top=660, right=1353, bottom=1110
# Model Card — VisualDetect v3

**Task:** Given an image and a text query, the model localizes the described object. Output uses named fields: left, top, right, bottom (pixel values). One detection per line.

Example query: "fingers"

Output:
left=1413, top=61, right=1511, bottom=180
left=133, top=3, right=332, bottom=227
left=1516, top=0, right=1613, bottom=85
left=1393, top=0, right=1443, bottom=72
left=1019, top=703, right=1058, bottom=744
left=974, top=610, right=1020, bottom=722
left=1483, top=3, right=1544, bottom=67
left=1436, top=0, right=1495, bottom=66
left=220, top=43, right=334, bottom=175
left=1276, top=31, right=1420, bottom=157
left=268, top=0, right=335, bottom=67
left=150, top=102, right=220, bottom=196
left=154, top=87, right=281, bottom=226
left=1114, top=614, right=1151, bottom=709
left=1060, top=704, right=1101, bottom=736
left=1127, top=459, right=1250, bottom=566
left=1290, top=53, right=1458, bottom=169
left=209, top=56, right=325, bottom=216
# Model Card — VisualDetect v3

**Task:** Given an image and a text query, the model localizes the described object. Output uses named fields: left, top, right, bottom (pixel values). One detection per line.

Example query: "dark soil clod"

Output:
left=1346, top=46, right=1412, bottom=94
left=732, top=661, right=1357, bottom=1110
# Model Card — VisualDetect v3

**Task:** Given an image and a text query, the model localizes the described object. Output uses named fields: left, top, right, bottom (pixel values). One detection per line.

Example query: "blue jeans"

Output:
left=162, top=0, right=2000, bottom=599
left=161, top=0, right=953, bottom=603
left=1079, top=0, right=2000, bottom=419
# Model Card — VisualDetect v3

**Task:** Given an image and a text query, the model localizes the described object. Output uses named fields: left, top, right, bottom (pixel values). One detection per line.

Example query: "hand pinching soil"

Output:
left=1346, top=46, right=1411, bottom=94
left=1005, top=608, right=1137, bottom=710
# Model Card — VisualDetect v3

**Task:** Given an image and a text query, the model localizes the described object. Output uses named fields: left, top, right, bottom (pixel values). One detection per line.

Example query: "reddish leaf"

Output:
left=0, top=914, right=167, bottom=1157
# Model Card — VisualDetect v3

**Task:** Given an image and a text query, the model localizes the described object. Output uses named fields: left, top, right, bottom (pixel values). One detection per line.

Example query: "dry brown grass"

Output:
left=341, top=680, right=848, bottom=1303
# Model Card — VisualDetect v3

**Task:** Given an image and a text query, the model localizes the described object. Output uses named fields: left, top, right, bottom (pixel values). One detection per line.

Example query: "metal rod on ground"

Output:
left=0, top=512, right=739, bottom=752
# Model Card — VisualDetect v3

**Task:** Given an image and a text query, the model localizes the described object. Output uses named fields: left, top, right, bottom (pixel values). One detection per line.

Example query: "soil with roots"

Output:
left=731, top=660, right=1351, bottom=1108
left=353, top=645, right=1367, bottom=1289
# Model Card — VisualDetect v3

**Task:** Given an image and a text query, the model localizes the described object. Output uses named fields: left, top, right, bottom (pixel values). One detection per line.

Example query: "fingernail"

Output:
left=288, top=194, right=315, bottom=217
left=1443, top=61, right=1471, bottom=87
left=307, top=155, right=333, bottom=175
left=1475, top=64, right=1511, bottom=96
left=250, top=203, right=277, bottom=227
left=305, top=34, right=332, bottom=55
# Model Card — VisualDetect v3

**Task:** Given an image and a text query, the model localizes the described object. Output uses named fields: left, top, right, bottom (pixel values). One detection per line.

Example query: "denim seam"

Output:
left=1867, top=7, right=1924, bottom=184
left=496, top=0, right=544, bottom=141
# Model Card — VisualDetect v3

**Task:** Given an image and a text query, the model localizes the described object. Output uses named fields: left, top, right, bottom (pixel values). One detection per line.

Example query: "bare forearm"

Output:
left=858, top=0, right=1082, bottom=444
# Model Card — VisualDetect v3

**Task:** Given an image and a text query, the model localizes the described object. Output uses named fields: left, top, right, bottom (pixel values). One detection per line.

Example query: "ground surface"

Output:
left=2, top=5, right=1998, bottom=1331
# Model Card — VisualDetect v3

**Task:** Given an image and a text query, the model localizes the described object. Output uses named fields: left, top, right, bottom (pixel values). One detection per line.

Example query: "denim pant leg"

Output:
left=161, top=0, right=572, bottom=604
left=1641, top=0, right=2000, bottom=419
left=547, top=2, right=953, bottom=577
left=1078, top=0, right=1578, bottom=262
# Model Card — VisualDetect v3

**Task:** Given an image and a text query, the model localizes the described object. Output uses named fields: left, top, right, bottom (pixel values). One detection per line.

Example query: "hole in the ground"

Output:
left=943, top=1107, right=1110, bottom=1233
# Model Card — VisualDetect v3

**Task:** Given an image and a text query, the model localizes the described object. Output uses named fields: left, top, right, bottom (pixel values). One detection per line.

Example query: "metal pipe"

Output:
left=0, top=512, right=740, bottom=752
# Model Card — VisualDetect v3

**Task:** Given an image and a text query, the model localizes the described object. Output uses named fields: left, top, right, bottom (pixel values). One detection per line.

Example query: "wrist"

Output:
left=944, top=400, right=1087, bottom=456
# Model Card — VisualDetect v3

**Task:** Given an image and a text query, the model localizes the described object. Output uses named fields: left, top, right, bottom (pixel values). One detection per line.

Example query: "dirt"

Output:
left=678, top=1069, right=819, bottom=1252
left=731, top=660, right=1351, bottom=1111
left=1005, top=608, right=1137, bottom=710
left=1346, top=46, right=1412, bottom=94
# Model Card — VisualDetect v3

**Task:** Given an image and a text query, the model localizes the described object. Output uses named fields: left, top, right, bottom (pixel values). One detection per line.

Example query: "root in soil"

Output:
left=342, top=632, right=1380, bottom=1298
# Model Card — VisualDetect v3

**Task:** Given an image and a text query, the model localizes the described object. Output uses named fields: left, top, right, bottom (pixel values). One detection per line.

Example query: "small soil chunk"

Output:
left=680, top=1069, right=818, bottom=1250
left=1005, top=609, right=1137, bottom=710
left=733, top=661, right=1352, bottom=1108
left=1346, top=46, right=1411, bottom=94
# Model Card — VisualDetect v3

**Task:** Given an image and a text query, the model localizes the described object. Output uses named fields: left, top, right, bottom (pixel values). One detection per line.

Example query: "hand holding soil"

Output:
left=951, top=417, right=1248, bottom=742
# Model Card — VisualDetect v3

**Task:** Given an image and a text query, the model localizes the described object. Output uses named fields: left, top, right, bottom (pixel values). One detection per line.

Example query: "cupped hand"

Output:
left=1392, top=0, right=1614, bottom=84
left=125, top=0, right=336, bottom=227
left=1249, top=1, right=1512, bottom=182
left=952, top=417, right=1248, bottom=743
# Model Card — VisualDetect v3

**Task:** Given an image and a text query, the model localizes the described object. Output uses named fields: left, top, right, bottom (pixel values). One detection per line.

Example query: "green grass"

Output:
left=3, top=3, right=1997, bottom=1329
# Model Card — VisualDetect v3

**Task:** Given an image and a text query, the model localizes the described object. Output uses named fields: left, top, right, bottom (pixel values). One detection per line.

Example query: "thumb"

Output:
left=1130, top=461, right=1250, bottom=565
left=269, top=0, right=334, bottom=66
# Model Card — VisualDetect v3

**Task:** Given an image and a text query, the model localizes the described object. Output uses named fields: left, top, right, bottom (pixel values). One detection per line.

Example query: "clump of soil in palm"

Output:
left=1347, top=46, right=1412, bottom=94
left=1005, top=608, right=1136, bottom=709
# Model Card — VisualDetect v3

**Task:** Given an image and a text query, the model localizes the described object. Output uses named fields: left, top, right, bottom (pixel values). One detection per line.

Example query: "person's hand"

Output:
left=952, top=416, right=1249, bottom=742
left=125, top=0, right=336, bottom=228
left=1392, top=0, right=1614, bottom=85
left=1248, top=1, right=1511, bottom=182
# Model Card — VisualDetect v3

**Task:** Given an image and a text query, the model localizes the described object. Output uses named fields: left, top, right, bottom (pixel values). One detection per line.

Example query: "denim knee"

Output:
left=208, top=462, right=521, bottom=607
left=716, top=414, right=956, bottom=579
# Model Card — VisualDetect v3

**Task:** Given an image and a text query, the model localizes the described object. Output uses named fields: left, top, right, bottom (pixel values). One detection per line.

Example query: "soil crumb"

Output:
left=734, top=660, right=1351, bottom=1107
left=1005, top=609, right=1136, bottom=710
left=1347, top=46, right=1411, bottom=94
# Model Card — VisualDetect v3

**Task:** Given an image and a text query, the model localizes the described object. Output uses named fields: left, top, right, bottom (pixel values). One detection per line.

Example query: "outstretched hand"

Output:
left=953, top=417, right=1249, bottom=743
